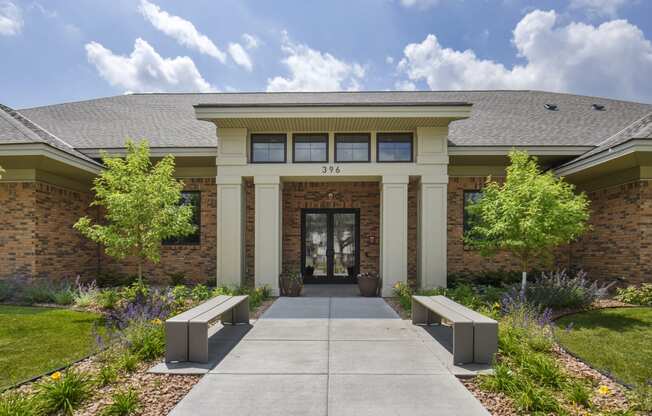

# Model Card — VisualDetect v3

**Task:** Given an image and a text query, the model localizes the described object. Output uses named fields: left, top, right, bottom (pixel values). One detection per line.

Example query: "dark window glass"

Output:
left=463, top=190, right=483, bottom=238
left=164, top=191, right=201, bottom=245
left=293, top=134, right=328, bottom=163
left=251, top=134, right=286, bottom=163
left=377, top=133, right=413, bottom=162
left=335, top=134, right=370, bottom=162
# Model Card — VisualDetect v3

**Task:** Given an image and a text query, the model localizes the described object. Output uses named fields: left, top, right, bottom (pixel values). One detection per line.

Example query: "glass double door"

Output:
left=301, top=209, right=359, bottom=283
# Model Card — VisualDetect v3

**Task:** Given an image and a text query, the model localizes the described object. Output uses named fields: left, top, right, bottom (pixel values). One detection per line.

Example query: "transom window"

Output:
left=377, top=133, right=413, bottom=162
left=251, top=134, right=286, bottom=163
left=164, top=191, right=201, bottom=245
left=335, top=133, right=370, bottom=163
left=293, top=133, right=328, bottom=163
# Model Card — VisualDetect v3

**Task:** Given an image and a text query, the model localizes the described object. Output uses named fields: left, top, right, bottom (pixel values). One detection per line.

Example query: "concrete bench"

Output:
left=166, top=295, right=249, bottom=363
left=411, top=295, right=498, bottom=364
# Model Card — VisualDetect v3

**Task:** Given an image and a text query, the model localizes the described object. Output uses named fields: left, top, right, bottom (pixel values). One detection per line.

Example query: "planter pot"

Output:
left=279, top=274, right=303, bottom=297
left=357, top=273, right=380, bottom=297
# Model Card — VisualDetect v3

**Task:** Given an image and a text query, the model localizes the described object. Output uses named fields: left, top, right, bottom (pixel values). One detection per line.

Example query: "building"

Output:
left=1, top=91, right=651, bottom=295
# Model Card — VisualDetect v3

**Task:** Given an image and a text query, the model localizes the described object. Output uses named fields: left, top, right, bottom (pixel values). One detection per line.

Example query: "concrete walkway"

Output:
left=168, top=297, right=490, bottom=416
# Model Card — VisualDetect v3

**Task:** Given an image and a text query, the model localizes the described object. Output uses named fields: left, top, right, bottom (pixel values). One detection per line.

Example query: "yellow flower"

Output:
left=50, top=371, right=62, bottom=381
left=151, top=318, right=163, bottom=325
left=597, top=385, right=611, bottom=396
left=493, top=302, right=501, bottom=310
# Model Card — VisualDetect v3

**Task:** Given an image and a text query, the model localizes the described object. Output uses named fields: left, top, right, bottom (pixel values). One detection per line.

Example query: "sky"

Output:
left=1, top=0, right=652, bottom=109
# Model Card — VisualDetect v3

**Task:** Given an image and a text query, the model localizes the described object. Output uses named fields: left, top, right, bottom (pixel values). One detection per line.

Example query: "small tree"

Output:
left=465, top=150, right=590, bottom=290
left=74, top=140, right=195, bottom=280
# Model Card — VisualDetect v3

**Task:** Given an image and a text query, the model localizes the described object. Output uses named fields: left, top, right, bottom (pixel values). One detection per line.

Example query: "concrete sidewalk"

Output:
left=168, top=297, right=490, bottom=416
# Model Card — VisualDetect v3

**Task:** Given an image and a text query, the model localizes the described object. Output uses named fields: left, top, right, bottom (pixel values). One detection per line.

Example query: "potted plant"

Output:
left=357, top=272, right=380, bottom=297
left=279, top=271, right=303, bottom=297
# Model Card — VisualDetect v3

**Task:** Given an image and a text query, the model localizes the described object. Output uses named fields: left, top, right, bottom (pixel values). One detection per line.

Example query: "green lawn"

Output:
left=556, top=307, right=652, bottom=386
left=0, top=305, right=103, bottom=390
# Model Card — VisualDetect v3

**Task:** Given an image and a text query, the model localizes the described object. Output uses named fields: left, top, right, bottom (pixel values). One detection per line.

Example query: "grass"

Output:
left=556, top=307, right=652, bottom=386
left=0, top=305, right=103, bottom=390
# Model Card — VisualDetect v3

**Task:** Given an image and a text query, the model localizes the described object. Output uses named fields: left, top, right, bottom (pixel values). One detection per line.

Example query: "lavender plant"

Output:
left=524, top=270, right=613, bottom=310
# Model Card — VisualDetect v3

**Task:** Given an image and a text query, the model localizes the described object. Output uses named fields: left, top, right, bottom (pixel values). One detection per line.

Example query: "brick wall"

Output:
left=101, top=178, right=217, bottom=283
left=281, top=182, right=380, bottom=277
left=568, top=180, right=651, bottom=284
left=0, top=183, right=37, bottom=279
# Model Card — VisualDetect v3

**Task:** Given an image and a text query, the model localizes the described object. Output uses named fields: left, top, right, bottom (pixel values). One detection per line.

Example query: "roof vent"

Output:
left=544, top=103, right=558, bottom=111
left=592, top=103, right=605, bottom=111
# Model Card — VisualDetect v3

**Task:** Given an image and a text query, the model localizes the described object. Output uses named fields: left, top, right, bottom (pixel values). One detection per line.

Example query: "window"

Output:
left=377, top=133, right=413, bottom=162
left=164, top=191, right=201, bottom=245
left=293, top=133, right=328, bottom=163
left=251, top=134, right=286, bottom=163
left=463, top=190, right=483, bottom=240
left=335, top=133, right=370, bottom=162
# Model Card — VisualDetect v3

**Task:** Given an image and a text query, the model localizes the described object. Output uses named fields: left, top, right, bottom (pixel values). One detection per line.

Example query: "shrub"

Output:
left=513, top=382, right=562, bottom=414
left=448, top=270, right=523, bottom=288
left=122, top=319, right=165, bottom=360
left=36, top=369, right=92, bottom=415
left=615, top=283, right=652, bottom=306
left=117, top=351, right=139, bottom=373
left=20, top=282, right=54, bottom=304
left=0, top=391, right=43, bottom=416
left=98, top=364, right=118, bottom=387
left=523, top=270, right=612, bottom=310
left=393, top=282, right=414, bottom=311
left=565, top=380, right=591, bottom=409
left=101, top=388, right=140, bottom=416
left=52, top=287, right=75, bottom=305
left=0, top=280, right=13, bottom=302
left=119, top=281, right=150, bottom=303
left=97, top=289, right=119, bottom=310
left=518, top=351, right=565, bottom=388
left=96, top=271, right=136, bottom=288
left=191, top=284, right=211, bottom=302
left=167, top=272, right=186, bottom=286
left=73, top=279, right=99, bottom=308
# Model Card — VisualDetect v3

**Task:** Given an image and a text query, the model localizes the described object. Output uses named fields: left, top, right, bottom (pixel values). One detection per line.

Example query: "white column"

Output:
left=254, top=176, right=282, bottom=296
left=216, top=175, right=244, bottom=287
left=419, top=176, right=448, bottom=289
left=380, top=175, right=409, bottom=297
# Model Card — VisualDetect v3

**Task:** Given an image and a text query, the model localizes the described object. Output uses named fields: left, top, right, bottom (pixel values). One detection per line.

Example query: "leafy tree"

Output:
left=74, top=140, right=195, bottom=280
left=464, top=150, right=590, bottom=290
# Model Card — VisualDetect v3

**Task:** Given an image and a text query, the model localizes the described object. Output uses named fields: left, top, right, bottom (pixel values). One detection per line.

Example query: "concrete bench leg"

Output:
left=452, top=322, right=474, bottom=365
left=188, top=321, right=209, bottom=363
left=473, top=322, right=498, bottom=364
left=412, top=301, right=431, bottom=325
left=165, top=321, right=188, bottom=363
left=222, top=299, right=250, bottom=325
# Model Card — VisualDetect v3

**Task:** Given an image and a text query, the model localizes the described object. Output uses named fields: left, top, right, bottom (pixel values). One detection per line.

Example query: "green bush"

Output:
left=52, top=287, right=75, bottom=305
left=20, top=282, right=54, bottom=304
left=518, top=352, right=565, bottom=388
left=96, top=271, right=137, bottom=288
left=448, top=270, right=523, bottom=287
left=73, top=280, right=99, bottom=308
left=122, top=320, right=165, bottom=361
left=167, top=272, right=186, bottom=286
left=117, top=351, right=139, bottom=373
left=35, top=369, right=92, bottom=415
left=190, top=284, right=211, bottom=302
left=0, top=391, right=43, bottom=416
left=101, top=388, right=140, bottom=416
left=565, top=380, right=591, bottom=409
left=98, top=364, right=118, bottom=387
left=523, top=270, right=612, bottom=310
left=120, top=281, right=150, bottom=303
left=0, top=280, right=13, bottom=302
left=615, top=283, right=652, bottom=306
left=97, top=289, right=119, bottom=310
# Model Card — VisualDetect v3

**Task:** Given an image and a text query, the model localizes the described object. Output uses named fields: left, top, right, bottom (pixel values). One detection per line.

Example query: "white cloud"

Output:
left=228, top=42, right=253, bottom=71
left=569, top=0, right=628, bottom=18
left=397, top=9, right=652, bottom=102
left=138, top=0, right=226, bottom=62
left=385, top=56, right=394, bottom=64
left=85, top=38, right=216, bottom=93
left=395, top=80, right=417, bottom=91
left=0, top=1, right=22, bottom=36
left=399, top=0, right=442, bottom=9
left=242, top=33, right=259, bottom=50
left=267, top=32, right=365, bottom=92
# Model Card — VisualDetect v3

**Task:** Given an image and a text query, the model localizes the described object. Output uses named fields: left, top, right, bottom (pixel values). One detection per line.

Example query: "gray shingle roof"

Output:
left=0, top=104, right=101, bottom=166
left=12, top=90, right=652, bottom=150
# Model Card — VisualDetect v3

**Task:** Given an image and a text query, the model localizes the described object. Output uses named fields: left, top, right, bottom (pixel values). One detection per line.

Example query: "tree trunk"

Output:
left=137, top=258, right=143, bottom=282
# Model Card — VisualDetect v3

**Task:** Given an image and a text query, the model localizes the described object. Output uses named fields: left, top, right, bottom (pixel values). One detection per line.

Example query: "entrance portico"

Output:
left=195, top=102, right=471, bottom=296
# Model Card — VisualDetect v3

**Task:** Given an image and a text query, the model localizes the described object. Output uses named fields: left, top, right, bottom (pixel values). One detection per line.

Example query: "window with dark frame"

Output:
left=164, top=191, right=201, bottom=245
left=377, top=133, right=413, bottom=162
left=335, top=133, right=370, bottom=162
left=463, top=190, right=483, bottom=242
left=251, top=134, right=286, bottom=163
left=293, top=133, right=328, bottom=163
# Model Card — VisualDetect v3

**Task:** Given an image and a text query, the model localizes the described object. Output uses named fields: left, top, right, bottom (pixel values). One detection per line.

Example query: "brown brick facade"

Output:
left=0, top=182, right=98, bottom=281
left=281, top=182, right=380, bottom=276
left=568, top=180, right=652, bottom=284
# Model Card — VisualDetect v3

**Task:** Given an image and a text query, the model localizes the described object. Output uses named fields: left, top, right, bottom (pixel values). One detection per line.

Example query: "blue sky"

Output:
left=1, top=0, right=652, bottom=108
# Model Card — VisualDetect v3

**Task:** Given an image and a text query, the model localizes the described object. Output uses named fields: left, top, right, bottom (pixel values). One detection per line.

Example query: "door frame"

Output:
left=300, top=208, right=360, bottom=284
